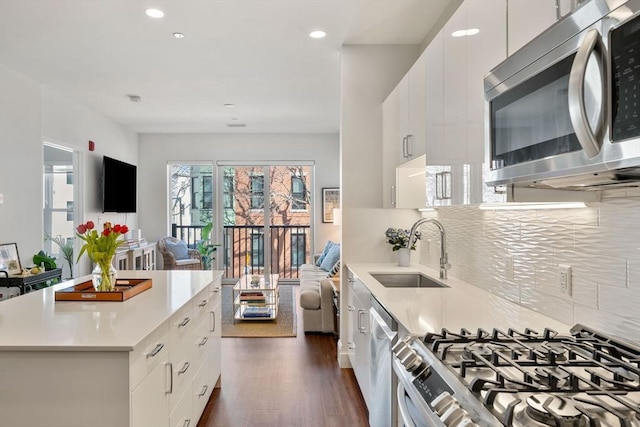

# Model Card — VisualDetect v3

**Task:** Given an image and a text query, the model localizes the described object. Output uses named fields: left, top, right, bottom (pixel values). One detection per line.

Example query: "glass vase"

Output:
left=397, top=248, right=411, bottom=267
left=92, top=260, right=117, bottom=292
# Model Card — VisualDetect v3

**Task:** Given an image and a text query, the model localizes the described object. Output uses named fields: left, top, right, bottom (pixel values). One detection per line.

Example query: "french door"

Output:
left=217, top=162, right=313, bottom=281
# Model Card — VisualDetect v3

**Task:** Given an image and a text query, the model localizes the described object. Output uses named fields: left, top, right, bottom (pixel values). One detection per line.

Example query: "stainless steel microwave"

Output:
left=484, top=0, right=640, bottom=189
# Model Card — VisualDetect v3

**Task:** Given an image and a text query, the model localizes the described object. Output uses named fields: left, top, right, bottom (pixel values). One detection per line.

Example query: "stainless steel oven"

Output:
left=484, top=0, right=640, bottom=189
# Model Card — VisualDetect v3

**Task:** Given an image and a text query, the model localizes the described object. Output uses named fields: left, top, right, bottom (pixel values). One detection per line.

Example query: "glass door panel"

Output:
left=219, top=164, right=312, bottom=280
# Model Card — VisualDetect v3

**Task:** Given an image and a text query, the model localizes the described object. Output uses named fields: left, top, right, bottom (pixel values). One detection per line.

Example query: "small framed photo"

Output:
left=322, top=188, right=340, bottom=223
left=0, top=243, right=22, bottom=276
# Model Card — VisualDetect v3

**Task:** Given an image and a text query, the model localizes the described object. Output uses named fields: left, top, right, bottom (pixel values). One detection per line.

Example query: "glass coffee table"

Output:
left=232, top=274, right=279, bottom=322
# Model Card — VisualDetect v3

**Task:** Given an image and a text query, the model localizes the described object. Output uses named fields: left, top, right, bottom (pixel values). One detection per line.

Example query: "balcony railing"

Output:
left=171, top=223, right=311, bottom=280
left=172, top=224, right=205, bottom=249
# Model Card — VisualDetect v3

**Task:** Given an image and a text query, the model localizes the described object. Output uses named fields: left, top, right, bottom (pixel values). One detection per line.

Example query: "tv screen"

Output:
left=102, top=156, right=137, bottom=213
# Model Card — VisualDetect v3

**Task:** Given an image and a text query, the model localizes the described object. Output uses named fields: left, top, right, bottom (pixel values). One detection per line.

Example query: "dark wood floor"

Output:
left=197, top=293, right=368, bottom=427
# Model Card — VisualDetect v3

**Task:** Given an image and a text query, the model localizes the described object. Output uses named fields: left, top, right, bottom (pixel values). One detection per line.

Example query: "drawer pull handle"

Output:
left=347, top=305, right=355, bottom=312
left=198, top=336, right=209, bottom=346
left=146, top=343, right=165, bottom=358
left=198, top=385, right=209, bottom=397
left=211, top=287, right=220, bottom=293
left=166, top=362, right=173, bottom=394
left=178, top=361, right=190, bottom=375
left=178, top=317, right=191, bottom=328
left=181, top=420, right=191, bottom=427
left=348, top=342, right=355, bottom=350
left=198, top=299, right=208, bottom=307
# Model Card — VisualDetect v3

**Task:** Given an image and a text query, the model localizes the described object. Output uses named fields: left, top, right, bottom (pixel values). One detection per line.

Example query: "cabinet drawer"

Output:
left=192, top=361, right=213, bottom=421
left=169, top=356, right=194, bottom=413
left=170, top=300, right=195, bottom=361
left=130, top=322, right=170, bottom=389
left=191, top=314, right=213, bottom=369
left=169, top=382, right=193, bottom=427
left=192, top=288, right=214, bottom=326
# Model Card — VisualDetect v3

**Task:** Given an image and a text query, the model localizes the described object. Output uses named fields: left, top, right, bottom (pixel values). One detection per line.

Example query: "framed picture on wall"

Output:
left=322, top=188, right=340, bottom=223
left=0, top=243, right=22, bottom=276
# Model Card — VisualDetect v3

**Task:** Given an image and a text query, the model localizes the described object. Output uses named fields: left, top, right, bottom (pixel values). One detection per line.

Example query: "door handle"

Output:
left=165, top=362, right=173, bottom=394
left=357, top=309, right=367, bottom=333
left=568, top=28, right=606, bottom=159
left=406, top=134, right=414, bottom=157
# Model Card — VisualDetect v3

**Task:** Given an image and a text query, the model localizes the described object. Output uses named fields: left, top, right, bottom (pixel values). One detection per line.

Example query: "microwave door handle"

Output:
left=568, top=28, right=607, bottom=159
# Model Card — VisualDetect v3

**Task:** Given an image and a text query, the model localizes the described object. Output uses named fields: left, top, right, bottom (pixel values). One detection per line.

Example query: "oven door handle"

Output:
left=568, top=28, right=607, bottom=159
left=397, top=382, right=417, bottom=427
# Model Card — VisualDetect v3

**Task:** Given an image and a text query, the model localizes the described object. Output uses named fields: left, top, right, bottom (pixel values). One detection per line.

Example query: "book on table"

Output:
left=242, top=306, right=272, bottom=318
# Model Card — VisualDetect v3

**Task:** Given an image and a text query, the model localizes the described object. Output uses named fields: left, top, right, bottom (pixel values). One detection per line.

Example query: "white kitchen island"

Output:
left=0, top=270, right=223, bottom=427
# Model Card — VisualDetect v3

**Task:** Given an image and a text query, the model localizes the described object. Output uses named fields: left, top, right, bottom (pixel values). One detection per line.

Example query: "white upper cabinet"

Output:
left=382, top=51, right=428, bottom=208
left=507, top=0, right=557, bottom=56
left=425, top=30, right=445, bottom=166
left=382, top=85, right=401, bottom=208
left=384, top=0, right=562, bottom=207
left=405, top=54, right=427, bottom=160
left=426, top=0, right=507, bottom=205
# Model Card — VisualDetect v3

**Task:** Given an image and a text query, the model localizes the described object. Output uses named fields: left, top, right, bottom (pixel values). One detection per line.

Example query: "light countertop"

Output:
left=347, top=263, right=571, bottom=336
left=0, top=270, right=222, bottom=352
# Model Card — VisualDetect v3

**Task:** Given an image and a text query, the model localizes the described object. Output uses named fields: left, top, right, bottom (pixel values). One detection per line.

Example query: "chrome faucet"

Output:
left=408, top=218, right=450, bottom=279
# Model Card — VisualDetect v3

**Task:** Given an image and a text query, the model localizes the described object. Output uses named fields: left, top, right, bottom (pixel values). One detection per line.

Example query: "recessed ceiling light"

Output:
left=145, top=8, right=164, bottom=18
left=173, top=32, right=185, bottom=39
left=309, top=30, right=327, bottom=39
left=224, top=103, right=235, bottom=108
left=452, top=28, right=480, bottom=37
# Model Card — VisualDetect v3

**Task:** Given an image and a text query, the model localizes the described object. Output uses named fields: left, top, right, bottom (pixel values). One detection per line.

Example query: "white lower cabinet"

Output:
left=132, top=359, right=170, bottom=427
left=131, top=279, right=221, bottom=427
left=170, top=387, right=193, bottom=427
left=346, top=268, right=371, bottom=408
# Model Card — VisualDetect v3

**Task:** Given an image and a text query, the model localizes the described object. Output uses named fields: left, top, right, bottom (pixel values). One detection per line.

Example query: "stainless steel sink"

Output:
left=370, top=273, right=449, bottom=288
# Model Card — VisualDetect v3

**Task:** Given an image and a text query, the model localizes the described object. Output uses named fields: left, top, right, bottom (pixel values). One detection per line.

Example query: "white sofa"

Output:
left=298, top=259, right=336, bottom=333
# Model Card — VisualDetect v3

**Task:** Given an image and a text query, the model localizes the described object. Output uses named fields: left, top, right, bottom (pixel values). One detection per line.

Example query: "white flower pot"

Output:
left=397, top=248, right=411, bottom=267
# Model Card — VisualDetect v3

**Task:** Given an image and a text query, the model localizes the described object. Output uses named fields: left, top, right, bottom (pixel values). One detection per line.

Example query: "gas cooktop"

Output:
left=420, top=325, right=640, bottom=427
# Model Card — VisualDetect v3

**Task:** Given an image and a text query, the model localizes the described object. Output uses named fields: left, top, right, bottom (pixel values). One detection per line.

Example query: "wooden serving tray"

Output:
left=55, top=278, right=152, bottom=302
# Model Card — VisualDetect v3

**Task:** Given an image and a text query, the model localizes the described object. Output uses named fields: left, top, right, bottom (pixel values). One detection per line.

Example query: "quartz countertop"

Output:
left=0, top=270, right=222, bottom=352
left=347, top=263, right=571, bottom=336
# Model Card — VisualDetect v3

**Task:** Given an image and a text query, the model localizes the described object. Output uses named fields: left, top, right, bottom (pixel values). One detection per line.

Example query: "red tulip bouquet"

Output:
left=76, top=221, right=129, bottom=291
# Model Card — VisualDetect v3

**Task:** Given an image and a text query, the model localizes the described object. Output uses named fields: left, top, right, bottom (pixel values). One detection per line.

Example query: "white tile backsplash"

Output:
left=418, top=191, right=640, bottom=342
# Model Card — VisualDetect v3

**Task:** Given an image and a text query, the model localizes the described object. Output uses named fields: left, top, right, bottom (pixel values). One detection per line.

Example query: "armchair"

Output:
left=157, top=236, right=202, bottom=270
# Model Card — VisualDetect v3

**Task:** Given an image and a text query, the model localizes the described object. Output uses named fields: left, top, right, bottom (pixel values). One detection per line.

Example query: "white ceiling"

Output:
left=0, top=0, right=455, bottom=134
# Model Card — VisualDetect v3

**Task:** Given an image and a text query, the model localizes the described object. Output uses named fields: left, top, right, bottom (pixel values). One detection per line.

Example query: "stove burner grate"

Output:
left=526, top=394, right=584, bottom=427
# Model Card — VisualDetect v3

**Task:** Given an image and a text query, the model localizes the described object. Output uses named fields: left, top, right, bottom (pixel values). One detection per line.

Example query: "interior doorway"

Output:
left=43, top=142, right=79, bottom=279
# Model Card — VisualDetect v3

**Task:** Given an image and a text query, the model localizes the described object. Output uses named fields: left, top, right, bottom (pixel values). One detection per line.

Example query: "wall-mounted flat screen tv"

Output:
left=103, top=156, right=137, bottom=213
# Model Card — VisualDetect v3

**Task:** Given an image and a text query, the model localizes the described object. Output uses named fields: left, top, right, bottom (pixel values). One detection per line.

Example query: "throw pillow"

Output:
left=315, top=240, right=336, bottom=266
left=320, top=243, right=340, bottom=272
left=165, top=239, right=189, bottom=260
left=327, top=260, right=341, bottom=278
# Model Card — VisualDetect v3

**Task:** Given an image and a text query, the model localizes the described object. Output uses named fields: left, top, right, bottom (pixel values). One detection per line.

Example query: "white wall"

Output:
left=0, top=65, right=43, bottom=258
left=340, top=44, right=418, bottom=210
left=0, top=64, right=138, bottom=276
left=137, top=133, right=340, bottom=254
left=416, top=189, right=640, bottom=343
